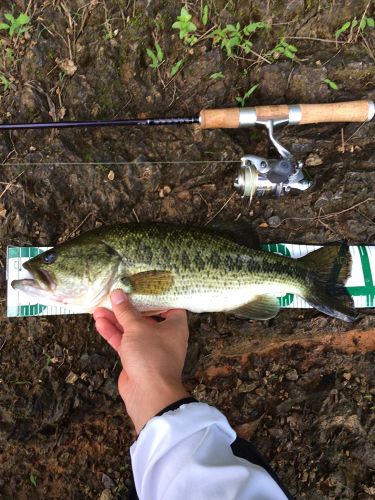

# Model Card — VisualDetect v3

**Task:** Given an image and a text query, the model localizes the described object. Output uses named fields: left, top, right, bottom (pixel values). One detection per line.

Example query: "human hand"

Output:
left=93, top=290, right=190, bottom=433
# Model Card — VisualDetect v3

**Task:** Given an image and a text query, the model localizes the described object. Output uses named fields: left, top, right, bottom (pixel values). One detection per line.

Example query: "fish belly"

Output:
left=130, top=282, right=301, bottom=314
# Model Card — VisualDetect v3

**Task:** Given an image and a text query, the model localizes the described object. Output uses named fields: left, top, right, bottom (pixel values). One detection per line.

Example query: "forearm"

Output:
left=130, top=402, right=289, bottom=500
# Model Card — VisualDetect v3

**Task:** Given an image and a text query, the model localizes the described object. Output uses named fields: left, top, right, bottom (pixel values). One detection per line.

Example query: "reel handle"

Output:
left=199, top=100, right=374, bottom=128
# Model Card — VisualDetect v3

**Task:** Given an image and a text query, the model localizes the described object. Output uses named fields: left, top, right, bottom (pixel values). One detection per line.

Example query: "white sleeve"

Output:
left=130, top=402, right=288, bottom=500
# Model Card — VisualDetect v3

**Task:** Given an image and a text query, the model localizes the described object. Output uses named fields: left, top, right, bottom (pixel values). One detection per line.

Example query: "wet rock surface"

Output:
left=0, top=0, right=375, bottom=498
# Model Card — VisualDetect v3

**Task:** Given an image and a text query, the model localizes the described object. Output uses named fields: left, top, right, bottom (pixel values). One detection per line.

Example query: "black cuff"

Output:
left=155, top=397, right=198, bottom=417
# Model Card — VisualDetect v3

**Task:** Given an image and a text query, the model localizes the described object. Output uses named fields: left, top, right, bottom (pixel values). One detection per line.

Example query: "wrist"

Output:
left=122, top=376, right=189, bottom=434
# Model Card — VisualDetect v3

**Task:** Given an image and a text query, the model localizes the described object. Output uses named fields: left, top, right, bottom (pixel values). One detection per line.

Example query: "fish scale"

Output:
left=98, top=224, right=308, bottom=310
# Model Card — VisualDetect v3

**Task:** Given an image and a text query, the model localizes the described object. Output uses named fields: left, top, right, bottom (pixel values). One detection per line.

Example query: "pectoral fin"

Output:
left=228, top=294, right=280, bottom=320
left=121, top=270, right=174, bottom=295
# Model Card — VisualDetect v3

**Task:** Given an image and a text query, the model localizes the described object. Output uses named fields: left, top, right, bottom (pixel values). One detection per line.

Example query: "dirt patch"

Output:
left=0, top=1, right=374, bottom=498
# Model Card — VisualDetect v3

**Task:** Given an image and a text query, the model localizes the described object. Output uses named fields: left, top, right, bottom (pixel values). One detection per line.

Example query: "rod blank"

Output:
left=0, top=116, right=200, bottom=131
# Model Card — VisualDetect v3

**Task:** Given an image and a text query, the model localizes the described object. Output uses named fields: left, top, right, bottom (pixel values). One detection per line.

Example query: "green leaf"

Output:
left=155, top=42, right=164, bottom=62
left=284, top=49, right=295, bottom=59
left=323, top=78, right=339, bottom=90
left=359, top=17, right=367, bottom=30
left=146, top=48, right=159, bottom=68
left=187, top=21, right=197, bottom=32
left=0, top=23, right=10, bottom=30
left=243, top=21, right=269, bottom=35
left=243, top=83, right=259, bottom=99
left=180, top=8, right=191, bottom=22
left=16, top=13, right=30, bottom=25
left=242, top=40, right=253, bottom=53
left=351, top=18, right=358, bottom=29
left=170, top=60, right=183, bottom=77
left=202, top=5, right=209, bottom=26
left=0, top=75, right=10, bottom=91
left=188, top=35, right=198, bottom=45
left=209, top=72, right=224, bottom=79
left=4, top=13, right=14, bottom=23
left=366, top=17, right=374, bottom=27
left=29, top=474, right=37, bottom=487
left=335, top=20, right=351, bottom=38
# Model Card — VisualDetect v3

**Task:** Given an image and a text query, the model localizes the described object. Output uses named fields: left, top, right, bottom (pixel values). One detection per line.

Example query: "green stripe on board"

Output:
left=8, top=247, right=20, bottom=259
left=356, top=246, right=375, bottom=307
left=19, top=304, right=47, bottom=317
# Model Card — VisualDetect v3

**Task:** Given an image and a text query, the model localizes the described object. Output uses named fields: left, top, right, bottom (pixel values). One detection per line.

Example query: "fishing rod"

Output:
left=2, top=99, right=374, bottom=203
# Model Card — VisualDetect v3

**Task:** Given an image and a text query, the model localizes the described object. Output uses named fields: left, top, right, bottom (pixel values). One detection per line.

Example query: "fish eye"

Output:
left=43, top=252, right=56, bottom=265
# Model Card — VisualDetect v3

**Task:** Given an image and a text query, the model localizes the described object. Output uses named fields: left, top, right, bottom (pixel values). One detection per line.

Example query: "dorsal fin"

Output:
left=207, top=220, right=259, bottom=248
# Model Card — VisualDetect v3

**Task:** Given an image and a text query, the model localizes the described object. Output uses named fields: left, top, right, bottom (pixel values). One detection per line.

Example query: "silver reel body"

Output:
left=233, top=118, right=313, bottom=201
left=235, top=155, right=312, bottom=200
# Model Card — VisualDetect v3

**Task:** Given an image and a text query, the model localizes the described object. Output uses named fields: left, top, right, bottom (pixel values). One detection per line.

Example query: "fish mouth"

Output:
left=21, top=263, right=56, bottom=291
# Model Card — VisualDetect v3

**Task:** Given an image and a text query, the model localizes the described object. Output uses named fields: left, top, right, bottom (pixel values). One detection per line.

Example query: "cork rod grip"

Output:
left=299, top=101, right=371, bottom=124
left=199, top=108, right=240, bottom=129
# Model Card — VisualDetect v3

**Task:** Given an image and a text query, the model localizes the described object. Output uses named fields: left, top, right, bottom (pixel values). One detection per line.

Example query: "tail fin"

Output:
left=299, top=243, right=357, bottom=322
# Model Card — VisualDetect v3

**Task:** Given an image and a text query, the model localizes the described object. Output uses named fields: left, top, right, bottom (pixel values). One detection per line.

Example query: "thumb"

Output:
left=110, top=289, right=142, bottom=330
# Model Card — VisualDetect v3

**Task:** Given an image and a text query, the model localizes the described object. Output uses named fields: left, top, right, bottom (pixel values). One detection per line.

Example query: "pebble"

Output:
left=101, top=378, right=119, bottom=400
left=305, top=153, right=323, bottom=166
left=286, top=369, right=299, bottom=381
left=314, top=192, right=332, bottom=209
left=65, top=371, right=79, bottom=384
left=102, top=473, right=116, bottom=490
left=99, top=489, right=113, bottom=500
left=267, top=215, right=281, bottom=228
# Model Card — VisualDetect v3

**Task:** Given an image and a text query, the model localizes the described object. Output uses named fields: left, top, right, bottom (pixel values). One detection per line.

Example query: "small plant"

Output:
left=5, top=47, right=15, bottom=63
left=213, top=23, right=245, bottom=56
left=213, top=21, right=269, bottom=57
left=0, top=74, right=10, bottom=91
left=323, top=78, right=339, bottom=90
left=335, top=16, right=374, bottom=39
left=146, top=42, right=164, bottom=68
left=29, top=473, right=37, bottom=487
left=236, top=83, right=259, bottom=107
left=201, top=5, right=209, bottom=26
left=172, top=7, right=197, bottom=45
left=271, top=38, right=298, bottom=59
left=0, top=12, right=30, bottom=37
left=170, top=59, right=183, bottom=77
left=209, top=72, right=224, bottom=80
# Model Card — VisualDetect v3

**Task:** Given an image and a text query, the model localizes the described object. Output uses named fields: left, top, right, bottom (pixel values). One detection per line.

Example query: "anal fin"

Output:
left=228, top=294, right=280, bottom=320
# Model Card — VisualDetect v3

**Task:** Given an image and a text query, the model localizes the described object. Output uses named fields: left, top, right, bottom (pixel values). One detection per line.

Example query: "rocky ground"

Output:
left=0, top=1, right=374, bottom=498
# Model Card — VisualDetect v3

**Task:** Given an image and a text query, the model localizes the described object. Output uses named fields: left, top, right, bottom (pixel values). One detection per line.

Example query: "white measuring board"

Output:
left=6, top=244, right=375, bottom=317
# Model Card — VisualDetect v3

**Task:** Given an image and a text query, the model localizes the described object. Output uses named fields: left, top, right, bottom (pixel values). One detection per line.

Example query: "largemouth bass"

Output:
left=11, top=222, right=356, bottom=322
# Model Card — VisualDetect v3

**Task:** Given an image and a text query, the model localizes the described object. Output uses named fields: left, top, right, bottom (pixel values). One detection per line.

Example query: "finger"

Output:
left=95, top=317, right=123, bottom=351
left=110, top=289, right=143, bottom=331
left=93, top=307, right=124, bottom=332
